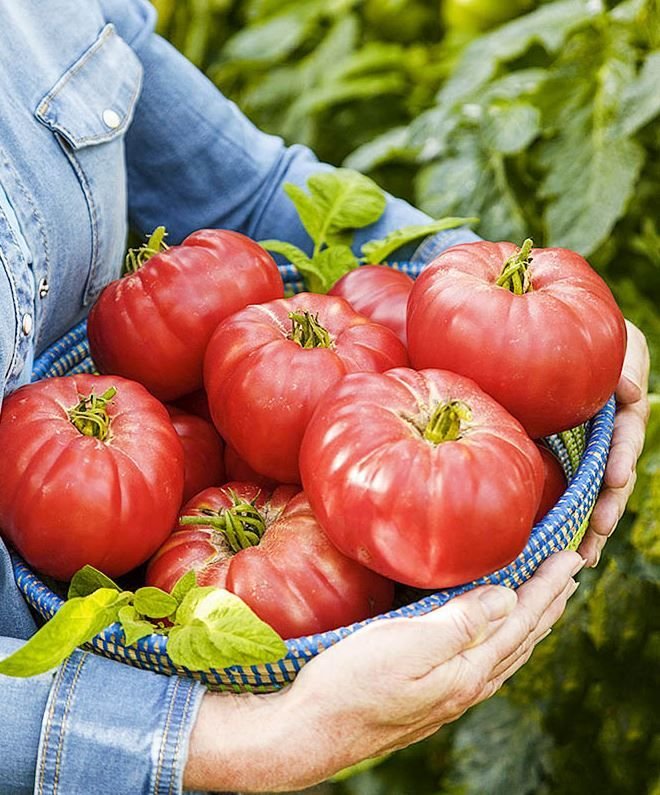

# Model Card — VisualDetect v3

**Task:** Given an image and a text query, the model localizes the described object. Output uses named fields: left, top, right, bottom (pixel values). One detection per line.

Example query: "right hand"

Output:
left=183, top=550, right=584, bottom=793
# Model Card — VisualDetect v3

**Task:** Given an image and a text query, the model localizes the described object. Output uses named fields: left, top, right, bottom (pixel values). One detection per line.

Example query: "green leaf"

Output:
left=312, top=245, right=360, bottom=291
left=361, top=217, right=477, bottom=264
left=67, top=565, right=121, bottom=599
left=343, top=126, right=417, bottom=172
left=222, top=5, right=322, bottom=63
left=306, top=169, right=387, bottom=241
left=118, top=605, right=158, bottom=647
left=615, top=50, right=660, bottom=137
left=260, top=239, right=327, bottom=292
left=483, top=101, right=541, bottom=155
left=0, top=589, right=129, bottom=677
left=170, top=570, right=198, bottom=604
left=168, top=587, right=287, bottom=670
left=133, top=587, right=178, bottom=619
left=283, top=183, right=324, bottom=244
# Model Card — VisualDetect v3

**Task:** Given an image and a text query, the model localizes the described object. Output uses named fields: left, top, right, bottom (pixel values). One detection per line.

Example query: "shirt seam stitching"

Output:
left=154, top=676, right=181, bottom=795
left=51, top=652, right=87, bottom=793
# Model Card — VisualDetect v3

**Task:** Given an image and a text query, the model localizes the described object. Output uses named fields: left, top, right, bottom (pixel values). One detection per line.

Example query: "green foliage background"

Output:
left=152, top=0, right=659, bottom=791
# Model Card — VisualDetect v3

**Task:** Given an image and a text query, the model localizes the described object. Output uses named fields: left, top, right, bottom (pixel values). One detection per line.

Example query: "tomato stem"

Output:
left=68, top=386, right=117, bottom=441
left=124, top=226, right=169, bottom=274
left=288, top=311, right=333, bottom=349
left=179, top=491, right=267, bottom=553
left=424, top=400, right=472, bottom=444
left=495, top=238, right=534, bottom=294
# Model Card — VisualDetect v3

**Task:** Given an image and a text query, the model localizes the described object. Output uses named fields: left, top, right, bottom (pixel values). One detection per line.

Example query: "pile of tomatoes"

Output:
left=0, top=229, right=626, bottom=639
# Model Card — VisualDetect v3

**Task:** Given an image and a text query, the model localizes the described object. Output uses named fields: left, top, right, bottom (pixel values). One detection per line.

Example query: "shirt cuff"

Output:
left=34, top=649, right=205, bottom=795
left=411, top=227, right=482, bottom=265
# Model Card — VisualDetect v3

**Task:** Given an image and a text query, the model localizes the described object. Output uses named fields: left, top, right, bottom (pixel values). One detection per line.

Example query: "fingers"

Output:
left=603, top=399, right=649, bottom=490
left=411, top=586, right=518, bottom=674
left=617, top=321, right=650, bottom=404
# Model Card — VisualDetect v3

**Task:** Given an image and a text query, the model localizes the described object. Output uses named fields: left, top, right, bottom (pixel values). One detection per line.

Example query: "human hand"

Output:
left=579, top=320, right=650, bottom=566
left=183, top=550, right=585, bottom=793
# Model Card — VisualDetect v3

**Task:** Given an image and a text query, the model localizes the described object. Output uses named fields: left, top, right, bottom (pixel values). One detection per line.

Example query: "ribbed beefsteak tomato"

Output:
left=534, top=444, right=567, bottom=524
left=0, top=375, right=184, bottom=580
left=146, top=483, right=394, bottom=638
left=167, top=407, right=225, bottom=504
left=300, top=368, right=545, bottom=589
left=88, top=229, right=284, bottom=401
left=407, top=240, right=626, bottom=438
left=329, top=265, right=414, bottom=345
left=204, top=293, right=408, bottom=483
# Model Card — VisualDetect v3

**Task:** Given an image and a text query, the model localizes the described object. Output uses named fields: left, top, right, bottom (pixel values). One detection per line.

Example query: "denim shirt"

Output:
left=0, top=1, right=479, bottom=792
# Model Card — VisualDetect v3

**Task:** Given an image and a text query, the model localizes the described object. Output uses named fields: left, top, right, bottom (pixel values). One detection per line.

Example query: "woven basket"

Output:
left=11, top=260, right=615, bottom=693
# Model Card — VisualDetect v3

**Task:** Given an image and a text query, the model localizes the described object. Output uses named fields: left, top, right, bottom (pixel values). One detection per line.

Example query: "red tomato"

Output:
left=88, top=230, right=284, bottom=401
left=146, top=483, right=394, bottom=638
left=204, top=293, right=409, bottom=483
left=0, top=375, right=184, bottom=580
left=329, top=265, right=414, bottom=345
left=167, top=407, right=226, bottom=503
left=173, top=389, right=213, bottom=423
left=407, top=240, right=627, bottom=438
left=224, top=444, right=278, bottom=490
left=534, top=444, right=567, bottom=524
left=300, top=368, right=544, bottom=589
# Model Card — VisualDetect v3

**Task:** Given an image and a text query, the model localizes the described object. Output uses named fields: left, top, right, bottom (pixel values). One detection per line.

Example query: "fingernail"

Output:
left=479, top=587, right=517, bottom=621
left=571, top=557, right=587, bottom=576
left=539, top=629, right=552, bottom=642
left=568, top=580, right=580, bottom=597
left=593, top=549, right=601, bottom=568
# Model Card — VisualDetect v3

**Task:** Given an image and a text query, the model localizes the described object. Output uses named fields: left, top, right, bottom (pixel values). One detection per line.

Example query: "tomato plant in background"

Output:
left=300, top=367, right=544, bottom=588
left=407, top=240, right=627, bottom=438
left=88, top=227, right=284, bottom=401
left=0, top=375, right=184, bottom=580
left=167, top=407, right=226, bottom=503
left=204, top=292, right=408, bottom=483
left=146, top=483, right=394, bottom=638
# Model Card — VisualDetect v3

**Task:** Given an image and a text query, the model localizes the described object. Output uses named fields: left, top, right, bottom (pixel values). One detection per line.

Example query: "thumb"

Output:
left=415, top=586, right=517, bottom=666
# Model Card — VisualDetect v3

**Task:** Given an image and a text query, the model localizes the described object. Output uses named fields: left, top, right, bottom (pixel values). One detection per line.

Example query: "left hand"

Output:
left=579, top=320, right=650, bottom=566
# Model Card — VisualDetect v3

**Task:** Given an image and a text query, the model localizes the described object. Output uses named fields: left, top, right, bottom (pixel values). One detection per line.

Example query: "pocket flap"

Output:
left=35, top=24, right=142, bottom=149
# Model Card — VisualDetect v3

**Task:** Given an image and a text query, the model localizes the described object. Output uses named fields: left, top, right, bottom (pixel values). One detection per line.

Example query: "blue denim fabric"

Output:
left=0, top=0, right=479, bottom=791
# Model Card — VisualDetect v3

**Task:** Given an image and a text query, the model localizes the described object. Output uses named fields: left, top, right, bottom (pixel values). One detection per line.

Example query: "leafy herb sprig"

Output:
left=0, top=566, right=286, bottom=677
left=261, top=168, right=476, bottom=293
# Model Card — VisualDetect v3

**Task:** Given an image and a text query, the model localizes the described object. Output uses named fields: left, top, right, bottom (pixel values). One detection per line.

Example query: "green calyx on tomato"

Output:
left=124, top=226, right=169, bottom=274
left=68, top=386, right=117, bottom=441
left=288, top=310, right=333, bottom=349
left=179, top=490, right=267, bottom=553
left=495, top=238, right=534, bottom=295
left=423, top=400, right=473, bottom=444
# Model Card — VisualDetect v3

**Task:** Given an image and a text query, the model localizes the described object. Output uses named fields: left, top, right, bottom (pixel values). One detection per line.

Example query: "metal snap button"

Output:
left=22, top=313, right=33, bottom=336
left=38, top=277, right=49, bottom=298
left=102, top=109, right=121, bottom=129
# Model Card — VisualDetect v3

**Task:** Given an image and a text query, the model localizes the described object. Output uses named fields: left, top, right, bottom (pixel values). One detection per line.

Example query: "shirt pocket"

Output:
left=35, top=23, right=143, bottom=306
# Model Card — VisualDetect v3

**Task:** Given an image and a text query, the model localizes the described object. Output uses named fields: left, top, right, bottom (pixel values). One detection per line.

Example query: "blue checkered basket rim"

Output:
left=12, top=260, right=615, bottom=693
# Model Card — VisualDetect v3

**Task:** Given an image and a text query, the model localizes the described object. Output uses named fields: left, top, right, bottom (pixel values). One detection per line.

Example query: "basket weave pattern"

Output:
left=12, top=261, right=615, bottom=692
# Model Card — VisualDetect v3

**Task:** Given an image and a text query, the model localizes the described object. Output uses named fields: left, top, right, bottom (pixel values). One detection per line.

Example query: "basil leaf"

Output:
left=170, top=570, right=197, bottom=604
left=133, top=587, right=178, bottom=619
left=260, top=239, right=327, bottom=293
left=313, top=245, right=360, bottom=292
left=306, top=169, right=386, bottom=240
left=67, top=565, right=121, bottom=599
left=283, top=183, right=324, bottom=245
left=168, top=587, right=287, bottom=670
left=361, top=217, right=478, bottom=264
left=118, top=605, right=158, bottom=647
left=0, top=589, right=129, bottom=677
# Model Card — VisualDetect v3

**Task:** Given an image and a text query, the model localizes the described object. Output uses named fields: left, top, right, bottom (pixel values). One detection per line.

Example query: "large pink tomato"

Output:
left=88, top=229, right=284, bottom=401
left=146, top=483, right=394, bottom=638
left=204, top=293, right=408, bottom=483
left=407, top=240, right=626, bottom=438
left=300, top=368, right=544, bottom=589
left=0, top=375, right=184, bottom=580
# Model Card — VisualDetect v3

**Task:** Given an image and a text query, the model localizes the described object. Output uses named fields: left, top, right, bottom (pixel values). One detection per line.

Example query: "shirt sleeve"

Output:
left=0, top=636, right=205, bottom=795
left=102, top=0, right=477, bottom=257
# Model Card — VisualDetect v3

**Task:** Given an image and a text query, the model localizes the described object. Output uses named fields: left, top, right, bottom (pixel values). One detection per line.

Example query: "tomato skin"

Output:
left=300, top=368, right=544, bottom=589
left=534, top=444, right=567, bottom=524
left=224, top=444, right=279, bottom=490
left=0, top=375, right=184, bottom=580
left=88, top=230, right=284, bottom=401
left=407, top=241, right=627, bottom=438
left=173, top=389, right=213, bottom=423
left=146, top=483, right=394, bottom=638
left=329, top=265, right=414, bottom=345
left=204, top=293, right=409, bottom=483
left=167, top=407, right=226, bottom=504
